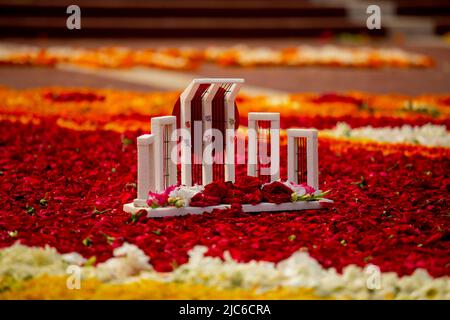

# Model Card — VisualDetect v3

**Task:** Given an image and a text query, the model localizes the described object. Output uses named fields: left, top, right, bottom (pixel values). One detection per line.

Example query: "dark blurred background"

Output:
left=0, top=0, right=449, bottom=38
left=0, top=0, right=449, bottom=94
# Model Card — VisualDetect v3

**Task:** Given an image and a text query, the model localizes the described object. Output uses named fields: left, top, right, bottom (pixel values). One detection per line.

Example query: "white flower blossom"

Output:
left=168, top=185, right=204, bottom=206
left=0, top=243, right=448, bottom=299
left=93, top=243, right=152, bottom=283
left=324, top=122, right=450, bottom=147
left=282, top=180, right=306, bottom=196
left=0, top=243, right=68, bottom=280
left=61, top=252, right=86, bottom=266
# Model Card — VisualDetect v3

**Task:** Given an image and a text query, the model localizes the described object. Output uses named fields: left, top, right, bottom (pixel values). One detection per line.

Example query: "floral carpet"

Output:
left=0, top=87, right=449, bottom=299
left=0, top=44, right=434, bottom=69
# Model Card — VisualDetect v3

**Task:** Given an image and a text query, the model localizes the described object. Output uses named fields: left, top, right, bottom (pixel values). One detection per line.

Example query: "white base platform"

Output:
left=123, top=199, right=333, bottom=218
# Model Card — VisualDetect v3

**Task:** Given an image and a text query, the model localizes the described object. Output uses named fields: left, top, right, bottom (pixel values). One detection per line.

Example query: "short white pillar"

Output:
left=247, top=112, right=280, bottom=182
left=151, top=116, right=177, bottom=192
left=134, top=134, right=155, bottom=207
left=287, top=129, right=319, bottom=190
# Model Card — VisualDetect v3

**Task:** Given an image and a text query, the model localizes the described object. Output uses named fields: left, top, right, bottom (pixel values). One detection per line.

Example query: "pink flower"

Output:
left=147, top=185, right=176, bottom=207
left=284, top=181, right=316, bottom=195
left=301, top=183, right=316, bottom=194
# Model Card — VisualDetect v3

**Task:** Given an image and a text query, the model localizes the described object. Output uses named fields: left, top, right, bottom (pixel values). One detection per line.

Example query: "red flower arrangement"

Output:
left=261, top=181, right=294, bottom=204
left=190, top=178, right=297, bottom=207
left=190, top=193, right=222, bottom=207
left=186, top=176, right=320, bottom=207
left=234, top=175, right=260, bottom=193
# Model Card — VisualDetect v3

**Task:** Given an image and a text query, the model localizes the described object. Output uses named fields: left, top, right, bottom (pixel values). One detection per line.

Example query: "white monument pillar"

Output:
left=151, top=116, right=177, bottom=192
left=201, top=83, right=220, bottom=185
left=287, top=129, right=319, bottom=190
left=180, top=78, right=244, bottom=185
left=134, top=134, right=155, bottom=207
left=247, top=112, right=280, bottom=182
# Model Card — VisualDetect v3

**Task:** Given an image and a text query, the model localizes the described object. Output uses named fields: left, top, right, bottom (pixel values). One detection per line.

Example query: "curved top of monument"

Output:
left=171, top=82, right=241, bottom=132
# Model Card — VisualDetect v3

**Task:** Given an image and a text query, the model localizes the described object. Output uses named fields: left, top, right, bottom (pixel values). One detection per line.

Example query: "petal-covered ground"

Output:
left=0, top=88, right=449, bottom=299
left=0, top=44, right=434, bottom=69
